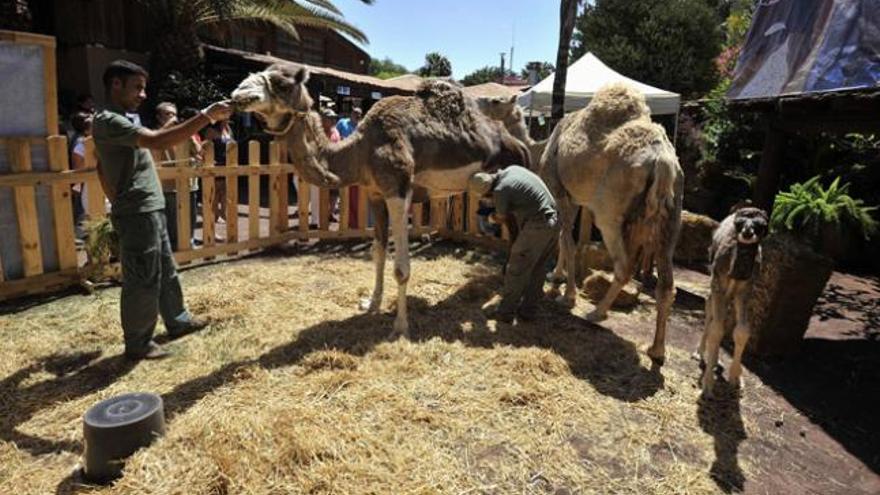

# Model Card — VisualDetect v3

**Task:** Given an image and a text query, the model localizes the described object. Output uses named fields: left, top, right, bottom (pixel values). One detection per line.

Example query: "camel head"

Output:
left=476, top=94, right=519, bottom=122
left=231, top=63, right=314, bottom=135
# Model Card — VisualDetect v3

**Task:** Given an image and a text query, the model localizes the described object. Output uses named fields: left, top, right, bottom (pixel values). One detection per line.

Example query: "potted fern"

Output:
left=735, top=177, right=876, bottom=355
left=83, top=218, right=121, bottom=284
left=771, top=176, right=878, bottom=263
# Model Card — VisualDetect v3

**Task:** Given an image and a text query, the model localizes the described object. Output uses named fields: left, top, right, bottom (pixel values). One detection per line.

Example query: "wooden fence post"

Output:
left=201, top=141, right=216, bottom=248
left=340, top=186, right=351, bottom=232
left=225, top=141, right=239, bottom=248
left=298, top=175, right=311, bottom=233
left=174, top=142, right=191, bottom=253
left=7, top=139, right=43, bottom=277
left=248, top=141, right=260, bottom=243
left=269, top=141, right=281, bottom=235
left=47, top=135, right=77, bottom=271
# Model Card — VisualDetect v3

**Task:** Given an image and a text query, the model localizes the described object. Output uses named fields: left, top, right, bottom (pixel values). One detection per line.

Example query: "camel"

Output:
left=230, top=64, right=530, bottom=338
left=540, top=83, right=683, bottom=363
left=476, top=95, right=548, bottom=167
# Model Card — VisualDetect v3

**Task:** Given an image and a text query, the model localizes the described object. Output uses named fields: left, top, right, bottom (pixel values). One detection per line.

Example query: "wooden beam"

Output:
left=225, top=141, right=240, bottom=250
left=319, top=188, right=331, bottom=231
left=248, top=141, right=261, bottom=243
left=268, top=141, right=281, bottom=235
left=201, top=141, right=216, bottom=249
left=47, top=136, right=78, bottom=271
left=340, top=186, right=351, bottom=232
left=297, top=175, right=310, bottom=233
left=7, top=139, right=44, bottom=277
left=467, top=192, right=479, bottom=235
left=174, top=143, right=192, bottom=253
left=276, top=140, right=290, bottom=233
left=42, top=44, right=58, bottom=136
left=0, top=268, right=80, bottom=302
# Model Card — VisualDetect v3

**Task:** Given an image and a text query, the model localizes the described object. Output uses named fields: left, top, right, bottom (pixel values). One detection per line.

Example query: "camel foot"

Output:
left=728, top=367, right=743, bottom=390
left=556, top=293, right=576, bottom=308
left=584, top=309, right=607, bottom=323
left=646, top=344, right=666, bottom=366
left=359, top=297, right=380, bottom=314
left=546, top=286, right=561, bottom=299
left=390, top=318, right=409, bottom=340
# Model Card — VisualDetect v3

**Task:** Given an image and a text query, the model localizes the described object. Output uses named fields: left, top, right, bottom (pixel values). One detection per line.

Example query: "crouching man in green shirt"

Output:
left=93, top=60, right=233, bottom=360
left=468, top=166, right=559, bottom=323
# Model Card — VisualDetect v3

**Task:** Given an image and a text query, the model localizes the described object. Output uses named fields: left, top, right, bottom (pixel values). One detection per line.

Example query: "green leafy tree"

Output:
left=520, top=61, right=554, bottom=83
left=419, top=52, right=452, bottom=77
left=572, top=0, right=723, bottom=98
left=369, top=57, right=409, bottom=79
left=460, top=66, right=508, bottom=86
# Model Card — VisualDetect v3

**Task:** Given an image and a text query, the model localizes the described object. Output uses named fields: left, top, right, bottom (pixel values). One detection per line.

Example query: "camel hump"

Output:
left=416, top=79, right=472, bottom=122
left=584, top=82, right=651, bottom=136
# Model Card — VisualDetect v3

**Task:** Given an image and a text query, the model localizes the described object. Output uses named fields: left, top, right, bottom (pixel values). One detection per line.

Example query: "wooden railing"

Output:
left=0, top=135, right=509, bottom=301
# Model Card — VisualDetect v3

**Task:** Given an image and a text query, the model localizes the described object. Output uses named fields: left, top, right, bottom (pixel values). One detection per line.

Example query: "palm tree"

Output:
left=139, top=0, right=374, bottom=77
left=551, top=0, right=579, bottom=125
left=419, top=52, right=452, bottom=77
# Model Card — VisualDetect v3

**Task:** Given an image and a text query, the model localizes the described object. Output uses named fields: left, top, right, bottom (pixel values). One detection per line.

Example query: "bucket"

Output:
left=82, top=392, right=165, bottom=483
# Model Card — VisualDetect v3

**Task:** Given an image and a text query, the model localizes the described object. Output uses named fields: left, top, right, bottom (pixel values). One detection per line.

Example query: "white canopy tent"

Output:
left=517, top=52, right=681, bottom=116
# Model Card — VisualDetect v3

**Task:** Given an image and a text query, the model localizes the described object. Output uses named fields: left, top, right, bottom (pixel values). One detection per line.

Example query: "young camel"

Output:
left=231, top=64, right=530, bottom=338
left=540, top=83, right=684, bottom=363
left=476, top=95, right=548, bottom=167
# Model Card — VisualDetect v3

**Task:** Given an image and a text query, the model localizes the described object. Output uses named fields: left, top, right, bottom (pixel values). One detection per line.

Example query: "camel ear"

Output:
left=507, top=94, right=517, bottom=104
left=294, top=67, right=310, bottom=85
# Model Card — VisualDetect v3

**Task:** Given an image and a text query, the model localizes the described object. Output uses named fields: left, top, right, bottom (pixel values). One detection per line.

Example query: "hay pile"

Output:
left=1, top=243, right=748, bottom=494
left=674, top=211, right=719, bottom=265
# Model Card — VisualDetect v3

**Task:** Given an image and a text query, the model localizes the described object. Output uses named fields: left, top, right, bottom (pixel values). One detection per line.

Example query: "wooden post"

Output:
left=268, top=141, right=281, bottom=235
left=358, top=186, right=369, bottom=231
left=754, top=120, right=787, bottom=212
left=467, top=192, right=480, bottom=236
left=248, top=141, right=260, bottom=242
left=41, top=41, right=58, bottom=136
left=451, top=194, right=464, bottom=232
left=174, top=143, right=191, bottom=253
left=201, top=141, right=216, bottom=248
left=276, top=140, right=289, bottom=233
left=340, top=186, right=351, bottom=232
left=412, top=202, right=424, bottom=231
left=83, top=137, right=105, bottom=218
left=7, top=139, right=43, bottom=276
left=297, top=176, right=311, bottom=233
left=319, top=188, right=331, bottom=231
left=47, top=136, right=78, bottom=271
left=225, top=141, right=239, bottom=247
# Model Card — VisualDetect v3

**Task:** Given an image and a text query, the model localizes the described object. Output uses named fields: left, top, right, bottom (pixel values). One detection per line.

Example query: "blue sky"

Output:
left=339, top=0, right=561, bottom=78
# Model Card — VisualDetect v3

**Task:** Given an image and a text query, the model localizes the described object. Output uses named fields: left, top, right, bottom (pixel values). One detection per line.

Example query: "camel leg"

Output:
left=553, top=197, right=578, bottom=307
left=359, top=196, right=389, bottom=313
left=586, top=225, right=630, bottom=322
left=647, top=243, right=676, bottom=364
left=701, top=290, right=726, bottom=397
left=728, top=293, right=750, bottom=390
left=386, top=192, right=412, bottom=339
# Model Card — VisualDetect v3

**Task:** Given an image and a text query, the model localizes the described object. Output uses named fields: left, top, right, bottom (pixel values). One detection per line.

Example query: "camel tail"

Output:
left=644, top=141, right=677, bottom=225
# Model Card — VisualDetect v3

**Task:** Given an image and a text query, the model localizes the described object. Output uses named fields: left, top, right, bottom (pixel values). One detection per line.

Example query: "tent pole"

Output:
left=673, top=110, right=680, bottom=147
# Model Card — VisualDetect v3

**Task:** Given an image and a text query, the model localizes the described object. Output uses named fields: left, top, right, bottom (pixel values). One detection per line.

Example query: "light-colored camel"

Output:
left=540, top=83, right=683, bottom=363
left=476, top=95, right=548, bottom=167
left=231, top=64, right=530, bottom=338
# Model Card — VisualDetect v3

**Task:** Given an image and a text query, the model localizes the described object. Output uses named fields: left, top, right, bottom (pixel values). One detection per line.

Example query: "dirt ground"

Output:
left=1, top=241, right=878, bottom=494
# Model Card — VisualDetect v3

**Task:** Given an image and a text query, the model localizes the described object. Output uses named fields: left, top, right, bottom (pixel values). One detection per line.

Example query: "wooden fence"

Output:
left=0, top=136, right=511, bottom=301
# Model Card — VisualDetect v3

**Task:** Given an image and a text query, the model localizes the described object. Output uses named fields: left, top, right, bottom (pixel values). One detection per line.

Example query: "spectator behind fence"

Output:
left=69, top=111, right=93, bottom=238
left=76, top=93, right=96, bottom=115
left=337, top=107, right=362, bottom=227
left=92, top=59, right=232, bottom=360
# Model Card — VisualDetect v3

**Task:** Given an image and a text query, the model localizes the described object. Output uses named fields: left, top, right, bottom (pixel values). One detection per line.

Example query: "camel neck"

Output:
left=286, top=112, right=365, bottom=187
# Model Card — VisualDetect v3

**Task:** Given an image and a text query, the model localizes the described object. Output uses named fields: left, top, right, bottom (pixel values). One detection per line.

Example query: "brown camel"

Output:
left=231, top=64, right=530, bottom=338
left=476, top=95, right=548, bottom=167
left=540, top=83, right=683, bottom=363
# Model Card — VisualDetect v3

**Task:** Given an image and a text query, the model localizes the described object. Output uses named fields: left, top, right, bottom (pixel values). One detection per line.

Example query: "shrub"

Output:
left=771, top=176, right=878, bottom=243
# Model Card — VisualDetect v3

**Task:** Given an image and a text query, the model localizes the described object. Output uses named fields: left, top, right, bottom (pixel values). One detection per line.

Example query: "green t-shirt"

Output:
left=492, top=165, right=557, bottom=226
left=93, top=107, right=164, bottom=216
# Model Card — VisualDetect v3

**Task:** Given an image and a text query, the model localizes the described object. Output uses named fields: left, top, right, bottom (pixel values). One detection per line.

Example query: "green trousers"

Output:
left=498, top=214, right=559, bottom=317
left=111, top=210, right=192, bottom=356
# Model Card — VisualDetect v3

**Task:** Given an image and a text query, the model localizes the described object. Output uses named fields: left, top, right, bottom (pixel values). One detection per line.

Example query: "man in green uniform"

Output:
left=93, top=60, right=232, bottom=359
left=468, top=165, right=559, bottom=323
